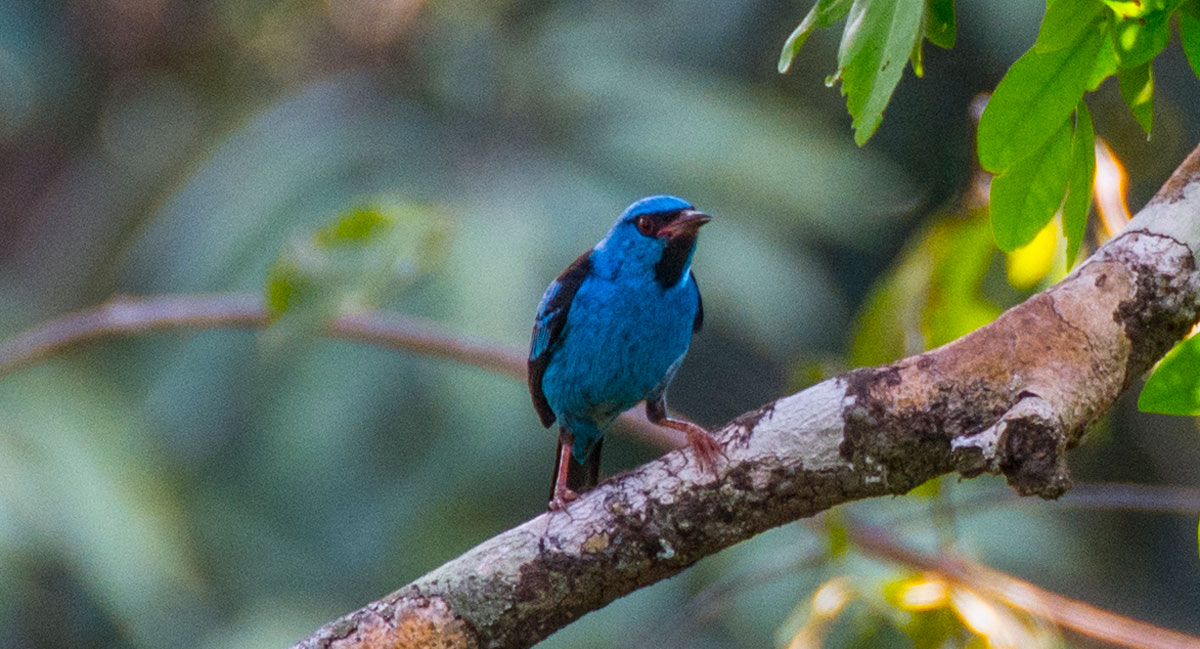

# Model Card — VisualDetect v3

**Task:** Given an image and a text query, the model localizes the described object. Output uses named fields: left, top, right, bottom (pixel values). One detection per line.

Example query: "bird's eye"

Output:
left=635, top=214, right=656, bottom=236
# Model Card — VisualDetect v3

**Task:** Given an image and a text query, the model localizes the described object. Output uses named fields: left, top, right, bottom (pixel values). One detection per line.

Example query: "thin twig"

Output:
left=847, top=523, right=1200, bottom=649
left=0, top=292, right=686, bottom=447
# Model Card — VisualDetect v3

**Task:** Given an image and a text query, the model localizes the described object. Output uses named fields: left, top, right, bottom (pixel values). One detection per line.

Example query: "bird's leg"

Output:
left=645, top=397, right=723, bottom=473
left=549, top=431, right=580, bottom=511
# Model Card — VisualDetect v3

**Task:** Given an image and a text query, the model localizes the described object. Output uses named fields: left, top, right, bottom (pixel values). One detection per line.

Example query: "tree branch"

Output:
left=4, top=149, right=1199, bottom=649
left=286, top=142, right=1200, bottom=649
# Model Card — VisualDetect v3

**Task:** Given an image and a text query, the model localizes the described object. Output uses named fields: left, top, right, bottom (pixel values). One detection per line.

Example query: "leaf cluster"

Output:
left=781, top=0, right=1200, bottom=422
left=780, top=0, right=1200, bottom=258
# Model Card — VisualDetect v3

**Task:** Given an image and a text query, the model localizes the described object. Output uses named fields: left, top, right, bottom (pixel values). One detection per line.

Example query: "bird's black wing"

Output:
left=690, top=270, right=703, bottom=333
left=528, top=251, right=592, bottom=427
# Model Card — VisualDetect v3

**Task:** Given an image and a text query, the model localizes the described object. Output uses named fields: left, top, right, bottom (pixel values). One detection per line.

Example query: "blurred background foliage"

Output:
left=0, top=1, right=1198, bottom=648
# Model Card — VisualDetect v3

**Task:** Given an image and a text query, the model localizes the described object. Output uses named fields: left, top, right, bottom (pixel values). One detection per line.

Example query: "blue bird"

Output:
left=528, top=195, right=720, bottom=510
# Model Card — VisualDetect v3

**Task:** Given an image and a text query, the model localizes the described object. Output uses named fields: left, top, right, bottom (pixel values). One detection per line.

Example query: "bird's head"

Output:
left=593, top=195, right=710, bottom=288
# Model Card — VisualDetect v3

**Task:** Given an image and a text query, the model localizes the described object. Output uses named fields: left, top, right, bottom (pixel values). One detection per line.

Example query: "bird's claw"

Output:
left=548, top=486, right=580, bottom=511
left=684, top=425, right=723, bottom=474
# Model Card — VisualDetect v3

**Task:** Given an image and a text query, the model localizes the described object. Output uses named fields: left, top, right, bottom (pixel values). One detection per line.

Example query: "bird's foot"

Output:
left=548, top=486, right=579, bottom=512
left=680, top=422, right=723, bottom=473
left=654, top=417, right=723, bottom=473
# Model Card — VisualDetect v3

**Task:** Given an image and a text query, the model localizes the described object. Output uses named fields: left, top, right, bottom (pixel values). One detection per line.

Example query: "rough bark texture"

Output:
left=292, top=143, right=1200, bottom=649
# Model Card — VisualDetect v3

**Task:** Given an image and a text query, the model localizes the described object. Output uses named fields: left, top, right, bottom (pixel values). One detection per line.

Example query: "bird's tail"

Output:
left=549, top=437, right=603, bottom=500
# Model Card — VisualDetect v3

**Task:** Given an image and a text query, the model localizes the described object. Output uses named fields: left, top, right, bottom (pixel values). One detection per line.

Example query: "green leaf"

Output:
left=1181, top=8, right=1200, bottom=81
left=1139, top=332, right=1200, bottom=414
left=1035, top=0, right=1105, bottom=53
left=977, top=25, right=1105, bottom=173
left=912, top=36, right=926, bottom=77
left=1117, top=61, right=1153, bottom=133
left=1063, top=101, right=1095, bottom=266
left=1111, top=11, right=1171, bottom=68
left=1087, top=29, right=1119, bottom=89
left=779, top=0, right=854, bottom=73
left=990, top=119, right=1073, bottom=251
left=836, top=0, right=926, bottom=145
left=926, top=0, right=956, bottom=48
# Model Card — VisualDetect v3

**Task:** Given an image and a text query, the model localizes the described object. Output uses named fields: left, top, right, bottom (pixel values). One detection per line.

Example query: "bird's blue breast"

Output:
left=541, top=270, right=699, bottom=458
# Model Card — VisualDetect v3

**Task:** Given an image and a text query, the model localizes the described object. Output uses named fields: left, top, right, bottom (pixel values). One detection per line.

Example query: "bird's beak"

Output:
left=659, top=209, right=710, bottom=239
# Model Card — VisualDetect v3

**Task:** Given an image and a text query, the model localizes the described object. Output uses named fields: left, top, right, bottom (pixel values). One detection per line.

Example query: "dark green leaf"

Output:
left=926, top=0, right=956, bottom=48
left=1117, top=61, right=1153, bottom=133
left=977, top=26, right=1105, bottom=173
left=1035, top=0, right=1105, bottom=53
left=1139, top=332, right=1200, bottom=415
left=1182, top=8, right=1200, bottom=81
left=1111, top=12, right=1170, bottom=68
left=1063, top=101, right=1095, bottom=266
left=779, top=0, right=855, bottom=73
left=990, top=119, right=1073, bottom=251
left=836, top=0, right=926, bottom=145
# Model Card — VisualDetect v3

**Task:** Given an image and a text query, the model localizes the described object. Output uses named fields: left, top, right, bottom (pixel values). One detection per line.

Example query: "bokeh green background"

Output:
left=1, top=1, right=1198, bottom=648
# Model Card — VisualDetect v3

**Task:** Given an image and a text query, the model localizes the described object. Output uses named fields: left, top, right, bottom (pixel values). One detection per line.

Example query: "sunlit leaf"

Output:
left=912, top=36, right=926, bottom=78
left=990, top=119, right=1073, bottom=251
left=950, top=588, right=1038, bottom=649
left=836, top=0, right=926, bottom=145
left=885, top=574, right=950, bottom=611
left=1034, top=0, right=1105, bottom=53
left=1063, top=101, right=1095, bottom=265
left=1138, top=331, right=1200, bottom=414
left=779, top=0, right=855, bottom=73
left=811, top=577, right=853, bottom=618
left=1117, top=61, right=1153, bottom=134
left=926, top=0, right=956, bottom=48
left=1006, top=218, right=1059, bottom=289
left=1100, top=0, right=1152, bottom=17
left=977, top=26, right=1105, bottom=173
